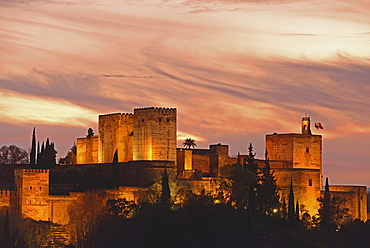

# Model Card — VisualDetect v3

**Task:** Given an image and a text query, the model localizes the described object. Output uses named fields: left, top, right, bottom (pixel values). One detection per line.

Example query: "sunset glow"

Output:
left=1, top=0, right=370, bottom=186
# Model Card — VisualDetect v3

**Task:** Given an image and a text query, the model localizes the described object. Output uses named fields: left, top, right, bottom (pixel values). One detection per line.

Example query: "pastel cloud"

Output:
left=1, top=0, right=370, bottom=185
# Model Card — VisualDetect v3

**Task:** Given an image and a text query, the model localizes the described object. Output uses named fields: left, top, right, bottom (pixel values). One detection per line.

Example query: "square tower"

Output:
left=133, top=107, right=177, bottom=161
left=98, top=113, right=134, bottom=163
left=265, top=117, right=323, bottom=216
left=14, top=169, right=50, bottom=221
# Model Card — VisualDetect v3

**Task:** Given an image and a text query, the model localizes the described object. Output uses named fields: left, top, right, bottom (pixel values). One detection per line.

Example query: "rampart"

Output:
left=329, top=185, right=368, bottom=222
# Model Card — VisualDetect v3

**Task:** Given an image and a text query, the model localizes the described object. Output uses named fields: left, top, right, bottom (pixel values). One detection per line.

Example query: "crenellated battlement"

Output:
left=99, top=113, right=134, bottom=122
left=14, top=169, right=49, bottom=176
left=0, top=189, right=13, bottom=196
left=19, top=169, right=49, bottom=174
left=134, top=107, right=177, bottom=115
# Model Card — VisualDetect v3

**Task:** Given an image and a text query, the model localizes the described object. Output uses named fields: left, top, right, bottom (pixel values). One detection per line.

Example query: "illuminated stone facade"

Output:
left=0, top=110, right=367, bottom=227
left=76, top=107, right=176, bottom=164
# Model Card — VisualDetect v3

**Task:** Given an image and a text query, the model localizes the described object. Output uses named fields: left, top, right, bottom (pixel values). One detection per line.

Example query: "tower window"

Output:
left=142, top=119, right=145, bottom=122
left=306, top=148, right=310, bottom=153
left=309, top=179, right=313, bottom=186
left=30, top=186, right=32, bottom=190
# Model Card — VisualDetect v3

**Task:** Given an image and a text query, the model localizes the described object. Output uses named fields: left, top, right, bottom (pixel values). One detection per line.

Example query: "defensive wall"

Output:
left=76, top=107, right=177, bottom=164
left=329, top=185, right=368, bottom=222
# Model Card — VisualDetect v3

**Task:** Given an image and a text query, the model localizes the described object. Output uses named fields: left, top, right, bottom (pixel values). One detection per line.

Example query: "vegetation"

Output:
left=183, top=138, right=196, bottom=149
left=0, top=145, right=29, bottom=164
left=58, top=144, right=77, bottom=165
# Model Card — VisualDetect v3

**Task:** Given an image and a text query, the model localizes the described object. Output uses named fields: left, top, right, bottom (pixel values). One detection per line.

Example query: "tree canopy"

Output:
left=183, top=138, right=196, bottom=149
left=0, top=145, right=29, bottom=164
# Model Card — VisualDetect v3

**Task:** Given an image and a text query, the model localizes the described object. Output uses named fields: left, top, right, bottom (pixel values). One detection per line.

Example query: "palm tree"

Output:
left=183, top=138, right=196, bottom=149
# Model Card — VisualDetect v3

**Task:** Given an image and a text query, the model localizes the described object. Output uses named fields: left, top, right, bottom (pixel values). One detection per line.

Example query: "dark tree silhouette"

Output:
left=296, top=199, right=300, bottom=220
left=0, top=145, right=29, bottom=164
left=321, top=177, right=330, bottom=230
left=59, top=144, right=77, bottom=165
left=257, top=150, right=279, bottom=215
left=288, top=179, right=295, bottom=221
left=109, top=149, right=119, bottom=189
left=161, top=169, right=171, bottom=209
left=183, top=138, right=196, bottom=149
left=86, top=128, right=94, bottom=138
left=30, top=127, right=36, bottom=166
left=219, top=162, right=254, bottom=208
left=37, top=138, right=57, bottom=168
left=245, top=143, right=260, bottom=213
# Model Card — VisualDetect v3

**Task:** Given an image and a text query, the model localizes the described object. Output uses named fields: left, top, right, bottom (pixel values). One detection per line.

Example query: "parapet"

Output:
left=0, top=189, right=13, bottom=196
left=134, top=107, right=177, bottom=115
left=14, top=169, right=49, bottom=175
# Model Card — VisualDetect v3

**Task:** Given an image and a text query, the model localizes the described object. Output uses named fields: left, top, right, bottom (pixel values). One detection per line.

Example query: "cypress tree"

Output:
left=246, top=143, right=259, bottom=213
left=296, top=199, right=300, bottom=220
left=30, top=127, right=36, bottom=166
left=288, top=179, right=295, bottom=221
left=322, top=177, right=330, bottom=229
left=37, top=141, right=40, bottom=164
left=258, top=150, right=279, bottom=215
left=110, top=149, right=119, bottom=188
left=161, top=169, right=171, bottom=210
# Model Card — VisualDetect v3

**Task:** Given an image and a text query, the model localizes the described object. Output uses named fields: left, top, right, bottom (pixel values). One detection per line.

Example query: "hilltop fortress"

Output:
left=0, top=107, right=367, bottom=227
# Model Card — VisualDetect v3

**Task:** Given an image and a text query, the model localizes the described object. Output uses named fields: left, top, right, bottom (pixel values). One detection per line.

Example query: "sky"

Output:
left=0, top=0, right=369, bottom=186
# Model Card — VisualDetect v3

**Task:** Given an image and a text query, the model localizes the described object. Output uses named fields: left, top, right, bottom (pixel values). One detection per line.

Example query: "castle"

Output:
left=0, top=107, right=367, bottom=227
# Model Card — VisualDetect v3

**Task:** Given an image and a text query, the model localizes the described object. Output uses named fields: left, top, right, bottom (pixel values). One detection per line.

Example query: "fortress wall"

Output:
left=209, top=144, right=229, bottom=156
left=274, top=168, right=321, bottom=217
left=177, top=149, right=193, bottom=173
left=266, top=134, right=294, bottom=164
left=14, top=169, right=50, bottom=221
left=49, top=195, right=78, bottom=225
left=76, top=135, right=98, bottom=164
left=292, top=135, right=322, bottom=171
left=0, top=189, right=13, bottom=215
left=133, top=108, right=177, bottom=161
left=98, top=113, right=134, bottom=163
left=192, top=154, right=210, bottom=173
left=330, top=185, right=367, bottom=222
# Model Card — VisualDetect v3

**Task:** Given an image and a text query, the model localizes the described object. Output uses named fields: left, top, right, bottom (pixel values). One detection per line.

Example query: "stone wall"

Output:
left=76, top=135, right=98, bottom=164
left=273, top=168, right=322, bottom=217
left=98, top=113, right=134, bottom=163
left=133, top=107, right=177, bottom=161
left=49, top=194, right=78, bottom=225
left=330, top=185, right=368, bottom=222
left=14, top=169, right=50, bottom=221
left=266, top=133, right=322, bottom=190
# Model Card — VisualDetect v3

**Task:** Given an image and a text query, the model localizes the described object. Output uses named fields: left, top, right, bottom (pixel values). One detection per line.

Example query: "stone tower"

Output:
left=14, top=169, right=50, bottom=221
left=265, top=117, right=322, bottom=216
left=133, top=107, right=177, bottom=161
left=98, top=113, right=134, bottom=163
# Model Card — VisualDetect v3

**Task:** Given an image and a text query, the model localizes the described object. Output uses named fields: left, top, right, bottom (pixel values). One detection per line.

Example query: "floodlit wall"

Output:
left=133, top=107, right=177, bottom=161
left=273, top=168, right=321, bottom=217
left=330, top=185, right=368, bottom=222
left=76, top=135, right=98, bottom=164
left=15, top=169, right=50, bottom=221
left=98, top=113, right=134, bottom=163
